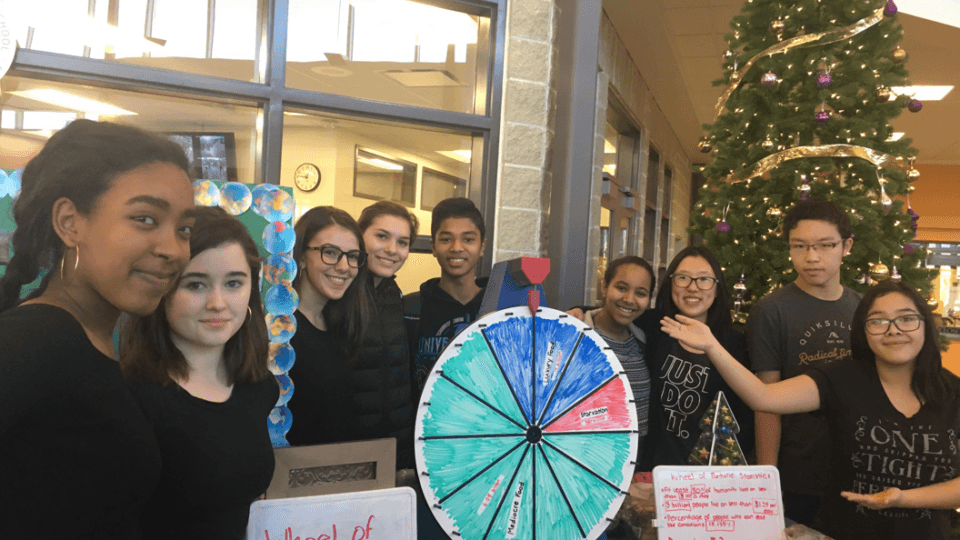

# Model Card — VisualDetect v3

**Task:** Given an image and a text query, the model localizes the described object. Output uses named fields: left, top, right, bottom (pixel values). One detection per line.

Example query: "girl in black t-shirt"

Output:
left=0, top=120, right=196, bottom=538
left=121, top=207, right=278, bottom=540
left=661, top=280, right=960, bottom=540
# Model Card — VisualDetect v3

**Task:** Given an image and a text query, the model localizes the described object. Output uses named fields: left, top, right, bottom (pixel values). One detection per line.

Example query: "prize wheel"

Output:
left=415, top=306, right=638, bottom=540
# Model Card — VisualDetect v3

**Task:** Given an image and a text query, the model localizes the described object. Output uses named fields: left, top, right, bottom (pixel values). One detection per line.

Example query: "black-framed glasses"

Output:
left=305, top=244, right=367, bottom=268
left=671, top=274, right=719, bottom=291
left=788, top=241, right=841, bottom=253
left=864, top=314, right=923, bottom=335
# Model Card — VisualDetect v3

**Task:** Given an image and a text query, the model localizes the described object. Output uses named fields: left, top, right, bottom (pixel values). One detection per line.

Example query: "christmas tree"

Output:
left=688, top=391, right=748, bottom=466
left=690, top=0, right=935, bottom=316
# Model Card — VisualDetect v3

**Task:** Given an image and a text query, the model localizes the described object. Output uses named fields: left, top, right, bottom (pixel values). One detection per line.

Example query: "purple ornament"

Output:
left=908, top=99, right=923, bottom=112
left=761, top=71, right=778, bottom=88
left=816, top=71, right=832, bottom=89
left=883, top=0, right=898, bottom=17
left=716, top=221, right=731, bottom=234
left=815, top=110, right=830, bottom=125
left=903, top=244, right=915, bottom=256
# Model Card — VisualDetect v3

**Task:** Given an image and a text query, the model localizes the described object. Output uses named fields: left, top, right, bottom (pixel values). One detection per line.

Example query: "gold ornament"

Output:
left=720, top=458, right=732, bottom=466
left=880, top=187, right=893, bottom=214
left=729, top=71, right=742, bottom=85
left=698, top=140, right=713, bottom=153
left=876, top=86, right=892, bottom=102
left=908, top=167, right=920, bottom=180
left=890, top=267, right=902, bottom=283
left=892, top=47, right=907, bottom=63
left=869, top=263, right=890, bottom=281
left=770, top=19, right=785, bottom=35
left=761, top=137, right=775, bottom=151
left=766, top=205, right=783, bottom=219
left=927, top=298, right=939, bottom=310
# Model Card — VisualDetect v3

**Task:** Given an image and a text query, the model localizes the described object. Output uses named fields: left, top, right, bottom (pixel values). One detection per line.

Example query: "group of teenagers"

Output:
left=0, top=119, right=958, bottom=540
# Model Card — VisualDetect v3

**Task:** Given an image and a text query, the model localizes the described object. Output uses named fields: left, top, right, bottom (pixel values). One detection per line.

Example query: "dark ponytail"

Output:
left=0, top=120, right=190, bottom=312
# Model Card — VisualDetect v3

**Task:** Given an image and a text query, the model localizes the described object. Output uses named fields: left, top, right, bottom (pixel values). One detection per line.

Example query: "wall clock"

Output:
left=294, top=163, right=320, bottom=192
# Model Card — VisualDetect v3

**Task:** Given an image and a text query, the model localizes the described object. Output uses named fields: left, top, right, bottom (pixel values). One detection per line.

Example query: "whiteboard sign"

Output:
left=247, top=487, right=416, bottom=540
left=652, top=466, right=785, bottom=540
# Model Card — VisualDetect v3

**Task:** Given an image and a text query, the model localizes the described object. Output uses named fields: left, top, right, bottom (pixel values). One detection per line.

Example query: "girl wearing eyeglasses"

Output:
left=286, top=206, right=374, bottom=446
left=661, top=280, right=960, bottom=540
left=636, top=246, right=754, bottom=468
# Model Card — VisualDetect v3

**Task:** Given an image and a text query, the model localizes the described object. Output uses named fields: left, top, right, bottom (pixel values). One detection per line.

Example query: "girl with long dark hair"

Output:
left=0, top=119, right=196, bottom=537
left=285, top=206, right=373, bottom=446
left=120, top=207, right=277, bottom=539
left=661, top=280, right=960, bottom=539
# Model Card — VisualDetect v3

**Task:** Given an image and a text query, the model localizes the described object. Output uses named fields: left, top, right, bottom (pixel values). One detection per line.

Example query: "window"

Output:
left=354, top=148, right=416, bottom=207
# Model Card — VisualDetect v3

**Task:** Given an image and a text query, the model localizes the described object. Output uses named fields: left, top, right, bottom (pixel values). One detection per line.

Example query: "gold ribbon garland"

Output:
left=715, top=7, right=886, bottom=116
left=720, top=144, right=907, bottom=184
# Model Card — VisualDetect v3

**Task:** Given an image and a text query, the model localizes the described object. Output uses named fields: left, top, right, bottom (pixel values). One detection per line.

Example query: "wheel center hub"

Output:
left=525, top=425, right=543, bottom=444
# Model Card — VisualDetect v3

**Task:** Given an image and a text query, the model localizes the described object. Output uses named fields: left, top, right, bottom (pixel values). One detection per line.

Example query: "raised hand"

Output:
left=841, top=488, right=902, bottom=510
left=660, top=314, right=720, bottom=353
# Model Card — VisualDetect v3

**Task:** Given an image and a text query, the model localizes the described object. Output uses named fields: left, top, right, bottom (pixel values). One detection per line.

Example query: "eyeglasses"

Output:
left=305, top=244, right=367, bottom=268
left=864, top=314, right=923, bottom=335
left=671, top=274, right=719, bottom=291
left=788, top=241, right=841, bottom=253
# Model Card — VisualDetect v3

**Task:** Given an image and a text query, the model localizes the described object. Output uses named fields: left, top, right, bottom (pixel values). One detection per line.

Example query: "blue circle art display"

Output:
left=219, top=182, right=252, bottom=215
left=264, top=283, right=298, bottom=316
left=263, top=221, right=296, bottom=254
left=268, top=405, right=293, bottom=446
left=251, top=184, right=279, bottom=217
left=0, top=169, right=22, bottom=200
left=255, top=187, right=295, bottom=223
left=266, top=313, right=297, bottom=343
left=193, top=179, right=220, bottom=207
left=416, top=307, right=637, bottom=540
left=268, top=343, right=296, bottom=375
left=275, top=373, right=294, bottom=406
left=264, top=253, right=297, bottom=285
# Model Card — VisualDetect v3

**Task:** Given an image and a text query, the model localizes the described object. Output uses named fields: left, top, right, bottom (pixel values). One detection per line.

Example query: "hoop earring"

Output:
left=59, top=246, right=80, bottom=280
left=246, top=306, right=253, bottom=322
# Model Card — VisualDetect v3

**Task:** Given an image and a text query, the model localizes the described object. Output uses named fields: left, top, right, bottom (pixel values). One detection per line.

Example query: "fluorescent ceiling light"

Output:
left=888, top=132, right=905, bottom=141
left=890, top=86, right=954, bottom=101
left=437, top=150, right=471, bottom=163
left=896, top=0, right=960, bottom=30
left=358, top=156, right=404, bottom=171
left=604, top=139, right=616, bottom=154
left=9, top=89, right=136, bottom=116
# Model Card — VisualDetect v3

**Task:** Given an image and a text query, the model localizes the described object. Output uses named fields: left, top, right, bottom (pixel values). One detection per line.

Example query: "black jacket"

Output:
left=403, top=277, right=489, bottom=397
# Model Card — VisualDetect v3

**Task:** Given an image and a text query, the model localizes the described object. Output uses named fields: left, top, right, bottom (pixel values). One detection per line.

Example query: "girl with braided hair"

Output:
left=0, top=119, right=196, bottom=538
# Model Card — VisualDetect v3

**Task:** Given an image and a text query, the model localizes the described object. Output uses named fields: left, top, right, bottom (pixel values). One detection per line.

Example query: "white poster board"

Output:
left=247, top=487, right=416, bottom=540
left=652, top=466, right=785, bottom=540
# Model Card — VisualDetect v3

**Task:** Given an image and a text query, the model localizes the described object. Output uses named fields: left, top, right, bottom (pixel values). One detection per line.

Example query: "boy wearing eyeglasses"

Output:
left=747, top=199, right=861, bottom=526
left=404, top=198, right=488, bottom=395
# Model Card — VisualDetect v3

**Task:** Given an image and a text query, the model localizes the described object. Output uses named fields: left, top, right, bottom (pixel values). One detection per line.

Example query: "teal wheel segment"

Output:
left=485, top=443, right=535, bottom=540
left=533, top=445, right=584, bottom=540
left=420, top=376, right=526, bottom=438
left=541, top=431, right=635, bottom=488
left=420, top=435, right=525, bottom=504
left=438, top=330, right=528, bottom=427
left=539, top=442, right=626, bottom=539
left=432, top=443, right=529, bottom=539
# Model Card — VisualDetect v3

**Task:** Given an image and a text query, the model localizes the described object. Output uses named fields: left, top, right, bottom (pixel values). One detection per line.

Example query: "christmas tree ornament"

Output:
left=716, top=202, right=732, bottom=234
left=766, top=205, right=782, bottom=219
left=880, top=187, right=893, bottom=214
left=688, top=391, right=747, bottom=466
left=761, top=71, right=778, bottom=88
left=729, top=70, right=741, bottom=85
left=892, top=47, right=907, bottom=63
left=908, top=166, right=920, bottom=180
left=903, top=244, right=915, bottom=255
left=908, top=99, right=923, bottom=112
left=815, top=110, right=830, bottom=125
left=761, top=135, right=775, bottom=151
left=770, top=18, right=785, bottom=37
left=876, top=86, right=892, bottom=103
left=799, top=175, right=812, bottom=200
left=816, top=70, right=832, bottom=89
left=883, top=0, right=898, bottom=17
left=890, top=267, right=902, bottom=283
left=698, top=139, right=713, bottom=153
left=927, top=298, right=939, bottom=310
left=869, top=262, right=890, bottom=281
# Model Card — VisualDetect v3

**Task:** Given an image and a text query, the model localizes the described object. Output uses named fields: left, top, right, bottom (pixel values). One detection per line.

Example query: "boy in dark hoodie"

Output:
left=404, top=197, right=488, bottom=395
